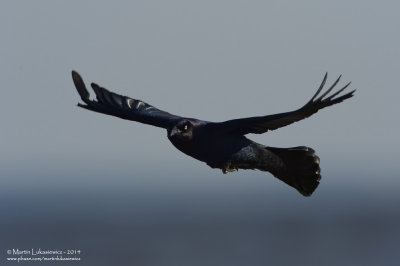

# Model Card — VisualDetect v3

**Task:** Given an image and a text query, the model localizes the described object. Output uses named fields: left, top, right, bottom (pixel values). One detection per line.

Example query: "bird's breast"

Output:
left=168, top=133, right=253, bottom=166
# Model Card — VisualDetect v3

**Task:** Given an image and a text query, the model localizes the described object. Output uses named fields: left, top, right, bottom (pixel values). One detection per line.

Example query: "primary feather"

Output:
left=72, top=70, right=182, bottom=129
left=206, top=73, right=355, bottom=135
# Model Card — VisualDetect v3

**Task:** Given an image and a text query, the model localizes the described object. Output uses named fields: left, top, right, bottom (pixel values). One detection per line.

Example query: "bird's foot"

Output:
left=222, top=161, right=238, bottom=174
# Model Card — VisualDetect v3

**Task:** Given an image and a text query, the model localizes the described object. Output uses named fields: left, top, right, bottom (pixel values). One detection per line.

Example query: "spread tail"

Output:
left=262, top=146, right=321, bottom=196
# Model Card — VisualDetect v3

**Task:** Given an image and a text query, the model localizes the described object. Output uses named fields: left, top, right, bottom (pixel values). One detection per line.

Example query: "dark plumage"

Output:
left=72, top=71, right=355, bottom=196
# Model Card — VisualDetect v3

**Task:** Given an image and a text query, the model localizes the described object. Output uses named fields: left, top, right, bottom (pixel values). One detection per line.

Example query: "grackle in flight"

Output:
left=72, top=71, right=355, bottom=196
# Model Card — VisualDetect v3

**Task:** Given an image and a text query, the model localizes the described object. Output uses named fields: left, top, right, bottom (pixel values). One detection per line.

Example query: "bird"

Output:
left=72, top=70, right=355, bottom=196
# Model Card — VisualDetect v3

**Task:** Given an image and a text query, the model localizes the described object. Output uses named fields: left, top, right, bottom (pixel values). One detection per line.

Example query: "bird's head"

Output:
left=168, top=120, right=194, bottom=141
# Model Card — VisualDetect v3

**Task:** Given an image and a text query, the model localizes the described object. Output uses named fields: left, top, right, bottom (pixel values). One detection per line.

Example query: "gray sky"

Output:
left=1, top=2, right=400, bottom=265
left=1, top=0, right=399, bottom=189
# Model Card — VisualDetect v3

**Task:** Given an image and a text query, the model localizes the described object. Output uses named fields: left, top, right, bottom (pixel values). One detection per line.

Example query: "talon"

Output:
left=221, top=161, right=237, bottom=173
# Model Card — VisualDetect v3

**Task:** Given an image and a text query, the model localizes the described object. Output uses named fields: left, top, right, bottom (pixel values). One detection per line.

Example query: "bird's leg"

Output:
left=222, top=161, right=238, bottom=174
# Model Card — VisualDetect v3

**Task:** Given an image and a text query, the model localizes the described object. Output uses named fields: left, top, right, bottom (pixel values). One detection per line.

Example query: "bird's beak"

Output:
left=169, top=127, right=180, bottom=138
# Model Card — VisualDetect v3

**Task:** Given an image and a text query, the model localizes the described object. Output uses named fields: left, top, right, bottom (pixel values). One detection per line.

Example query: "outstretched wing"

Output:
left=72, top=71, right=183, bottom=129
left=207, top=73, right=355, bottom=135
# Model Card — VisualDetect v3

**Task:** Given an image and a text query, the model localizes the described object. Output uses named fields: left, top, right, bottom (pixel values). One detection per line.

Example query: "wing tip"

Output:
left=348, top=88, right=356, bottom=98
left=72, top=70, right=90, bottom=102
left=90, top=82, right=103, bottom=92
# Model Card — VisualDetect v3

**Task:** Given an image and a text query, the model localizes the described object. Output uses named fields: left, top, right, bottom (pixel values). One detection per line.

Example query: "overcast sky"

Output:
left=2, top=2, right=400, bottom=265
left=1, top=0, right=398, bottom=189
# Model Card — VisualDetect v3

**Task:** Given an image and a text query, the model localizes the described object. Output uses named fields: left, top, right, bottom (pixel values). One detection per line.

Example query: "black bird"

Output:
left=72, top=71, right=355, bottom=196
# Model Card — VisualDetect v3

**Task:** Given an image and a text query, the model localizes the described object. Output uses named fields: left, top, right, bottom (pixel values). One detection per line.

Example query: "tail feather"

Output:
left=265, top=146, right=321, bottom=196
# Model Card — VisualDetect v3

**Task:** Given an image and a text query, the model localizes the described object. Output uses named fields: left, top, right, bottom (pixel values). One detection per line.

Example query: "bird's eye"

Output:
left=184, top=125, right=188, bottom=131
